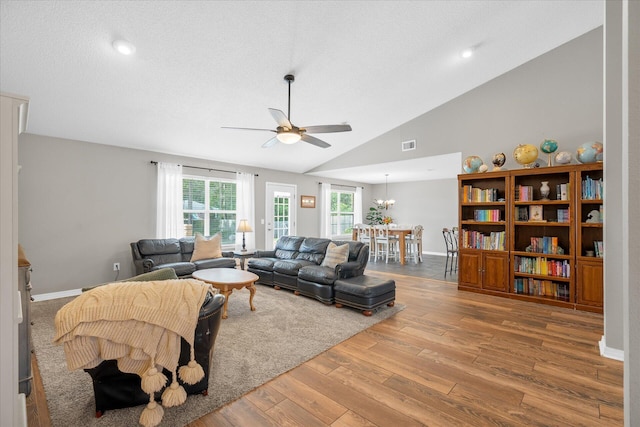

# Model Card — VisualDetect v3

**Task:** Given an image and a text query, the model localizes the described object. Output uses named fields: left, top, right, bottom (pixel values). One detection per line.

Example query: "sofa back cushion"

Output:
left=138, top=239, right=181, bottom=256
left=296, top=238, right=331, bottom=264
left=274, top=236, right=304, bottom=260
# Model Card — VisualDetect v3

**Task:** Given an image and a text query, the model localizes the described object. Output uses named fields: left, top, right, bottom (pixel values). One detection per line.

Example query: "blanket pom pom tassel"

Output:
left=178, top=360, right=204, bottom=385
left=162, top=373, right=187, bottom=407
left=141, top=367, right=167, bottom=394
left=139, top=397, right=164, bottom=427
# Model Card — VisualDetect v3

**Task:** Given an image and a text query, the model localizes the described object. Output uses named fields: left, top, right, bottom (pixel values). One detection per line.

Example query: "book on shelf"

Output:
left=528, top=236, right=560, bottom=254
left=516, top=206, right=529, bottom=221
left=463, top=185, right=500, bottom=202
left=555, top=183, right=570, bottom=201
left=528, top=205, right=544, bottom=222
left=513, top=278, right=570, bottom=300
left=473, top=209, right=501, bottom=222
left=517, top=185, right=534, bottom=201
left=461, top=229, right=506, bottom=250
left=582, top=175, right=604, bottom=200
left=556, top=208, right=570, bottom=223
left=594, top=240, right=604, bottom=258
left=514, top=256, right=571, bottom=277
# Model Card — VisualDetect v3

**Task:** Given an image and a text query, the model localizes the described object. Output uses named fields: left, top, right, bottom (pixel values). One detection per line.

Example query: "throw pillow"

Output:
left=321, top=242, right=350, bottom=269
left=190, top=233, right=223, bottom=262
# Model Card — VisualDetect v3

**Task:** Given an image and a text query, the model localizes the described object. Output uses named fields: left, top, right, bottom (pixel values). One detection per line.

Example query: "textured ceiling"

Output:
left=0, top=1, right=603, bottom=179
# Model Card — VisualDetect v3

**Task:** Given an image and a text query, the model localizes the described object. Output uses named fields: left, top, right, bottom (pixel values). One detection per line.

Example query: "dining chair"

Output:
left=355, top=224, right=376, bottom=261
left=406, top=224, right=424, bottom=263
left=442, top=227, right=458, bottom=276
left=374, top=224, right=398, bottom=263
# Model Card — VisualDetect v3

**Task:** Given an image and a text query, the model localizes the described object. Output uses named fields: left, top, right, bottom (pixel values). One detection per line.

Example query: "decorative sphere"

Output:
left=462, top=155, right=483, bottom=174
left=554, top=151, right=572, bottom=164
left=478, top=164, right=489, bottom=173
left=513, top=144, right=539, bottom=167
left=492, top=152, right=506, bottom=168
left=540, top=139, right=558, bottom=154
left=576, top=141, right=603, bottom=164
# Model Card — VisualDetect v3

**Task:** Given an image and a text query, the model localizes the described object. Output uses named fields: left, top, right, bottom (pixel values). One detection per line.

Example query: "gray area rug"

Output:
left=32, top=284, right=404, bottom=427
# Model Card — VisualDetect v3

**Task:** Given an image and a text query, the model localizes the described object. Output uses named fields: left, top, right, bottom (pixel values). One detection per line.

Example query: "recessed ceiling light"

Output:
left=112, top=39, right=136, bottom=56
left=461, top=48, right=474, bottom=59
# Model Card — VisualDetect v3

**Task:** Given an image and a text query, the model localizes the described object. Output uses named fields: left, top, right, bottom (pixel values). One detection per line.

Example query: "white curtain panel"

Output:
left=156, top=162, right=183, bottom=238
left=319, top=182, right=332, bottom=238
left=235, top=172, right=256, bottom=250
left=354, top=186, right=363, bottom=225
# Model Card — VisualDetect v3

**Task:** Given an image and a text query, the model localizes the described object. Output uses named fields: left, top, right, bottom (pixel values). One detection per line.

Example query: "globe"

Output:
left=555, top=151, right=572, bottom=164
left=513, top=144, right=539, bottom=168
left=540, top=139, right=558, bottom=166
left=576, top=141, right=603, bottom=164
left=540, top=139, right=558, bottom=154
left=462, top=155, right=483, bottom=173
left=492, top=152, right=506, bottom=170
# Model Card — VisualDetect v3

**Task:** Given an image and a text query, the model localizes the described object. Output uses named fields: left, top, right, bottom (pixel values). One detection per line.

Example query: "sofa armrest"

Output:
left=221, top=251, right=234, bottom=258
left=336, top=261, right=363, bottom=279
left=254, top=250, right=276, bottom=258
left=141, top=258, right=155, bottom=273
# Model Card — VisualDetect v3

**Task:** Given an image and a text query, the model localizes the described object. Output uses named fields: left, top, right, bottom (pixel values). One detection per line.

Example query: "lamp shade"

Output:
left=236, top=219, right=253, bottom=233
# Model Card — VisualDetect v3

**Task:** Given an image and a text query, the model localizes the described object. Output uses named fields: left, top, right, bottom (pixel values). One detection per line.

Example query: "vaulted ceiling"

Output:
left=0, top=1, right=603, bottom=178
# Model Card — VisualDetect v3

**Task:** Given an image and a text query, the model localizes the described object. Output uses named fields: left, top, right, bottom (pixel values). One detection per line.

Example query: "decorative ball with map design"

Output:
left=462, top=155, right=483, bottom=174
left=576, top=142, right=603, bottom=164
left=513, top=144, right=539, bottom=168
left=554, top=151, right=572, bottom=164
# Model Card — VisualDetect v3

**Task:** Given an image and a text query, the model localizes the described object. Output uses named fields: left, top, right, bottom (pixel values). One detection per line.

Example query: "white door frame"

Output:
left=264, top=182, right=297, bottom=250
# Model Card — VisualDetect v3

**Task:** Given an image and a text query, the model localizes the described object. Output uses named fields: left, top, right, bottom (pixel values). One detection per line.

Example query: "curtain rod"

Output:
left=318, top=181, right=364, bottom=189
left=150, top=161, right=258, bottom=176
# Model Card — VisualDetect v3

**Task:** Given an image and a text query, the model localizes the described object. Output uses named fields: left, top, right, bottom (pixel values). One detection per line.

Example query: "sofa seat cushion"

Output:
left=151, top=262, right=195, bottom=277
left=298, top=265, right=338, bottom=285
left=273, top=259, right=315, bottom=276
left=247, top=257, right=277, bottom=272
left=193, top=258, right=236, bottom=270
left=334, top=276, right=396, bottom=299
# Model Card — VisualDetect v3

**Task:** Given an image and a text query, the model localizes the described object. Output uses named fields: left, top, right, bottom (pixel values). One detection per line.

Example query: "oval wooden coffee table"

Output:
left=192, top=268, right=259, bottom=319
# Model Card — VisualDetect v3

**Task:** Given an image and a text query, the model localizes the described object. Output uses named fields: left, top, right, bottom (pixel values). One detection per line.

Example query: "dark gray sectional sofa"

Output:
left=247, top=236, right=369, bottom=304
left=130, top=237, right=236, bottom=277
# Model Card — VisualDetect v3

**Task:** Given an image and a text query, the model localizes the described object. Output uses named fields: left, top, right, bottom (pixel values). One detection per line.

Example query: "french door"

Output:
left=265, top=182, right=297, bottom=250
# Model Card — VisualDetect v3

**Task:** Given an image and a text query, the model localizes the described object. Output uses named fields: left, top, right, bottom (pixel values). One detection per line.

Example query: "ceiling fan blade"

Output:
left=301, top=134, right=331, bottom=148
left=301, top=124, right=352, bottom=134
left=262, top=136, right=279, bottom=148
left=268, top=108, right=292, bottom=129
left=221, top=126, right=276, bottom=132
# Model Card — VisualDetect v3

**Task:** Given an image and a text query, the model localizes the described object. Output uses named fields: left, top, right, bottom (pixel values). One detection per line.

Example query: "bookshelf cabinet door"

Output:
left=482, top=252, right=509, bottom=291
left=576, top=259, right=603, bottom=307
left=459, top=251, right=481, bottom=288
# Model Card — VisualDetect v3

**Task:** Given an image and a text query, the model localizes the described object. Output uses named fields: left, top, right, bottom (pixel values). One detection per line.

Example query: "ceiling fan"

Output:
left=222, top=74, right=352, bottom=148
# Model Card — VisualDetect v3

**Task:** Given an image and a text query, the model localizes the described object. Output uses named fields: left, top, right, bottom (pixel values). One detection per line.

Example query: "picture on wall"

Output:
left=301, top=195, right=316, bottom=208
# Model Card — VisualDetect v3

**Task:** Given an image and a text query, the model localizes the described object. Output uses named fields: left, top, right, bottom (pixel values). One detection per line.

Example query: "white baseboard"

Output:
left=424, top=251, right=447, bottom=257
left=599, top=335, right=625, bottom=361
left=32, top=288, right=82, bottom=302
left=16, top=393, right=27, bottom=427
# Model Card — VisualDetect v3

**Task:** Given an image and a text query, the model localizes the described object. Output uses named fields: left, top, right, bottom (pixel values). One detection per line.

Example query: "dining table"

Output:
left=352, top=226, right=414, bottom=265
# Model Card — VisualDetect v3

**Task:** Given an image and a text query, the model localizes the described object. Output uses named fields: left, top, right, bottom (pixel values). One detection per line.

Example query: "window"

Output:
left=330, top=190, right=355, bottom=236
left=183, top=176, right=237, bottom=245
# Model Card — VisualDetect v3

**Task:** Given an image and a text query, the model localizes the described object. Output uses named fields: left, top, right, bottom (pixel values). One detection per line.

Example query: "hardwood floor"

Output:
left=28, top=256, right=622, bottom=426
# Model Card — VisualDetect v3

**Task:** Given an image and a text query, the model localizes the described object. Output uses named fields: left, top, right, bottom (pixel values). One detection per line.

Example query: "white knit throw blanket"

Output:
left=54, top=279, right=211, bottom=427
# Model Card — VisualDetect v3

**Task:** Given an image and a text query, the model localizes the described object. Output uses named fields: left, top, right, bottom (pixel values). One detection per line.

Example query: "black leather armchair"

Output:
left=84, top=292, right=225, bottom=417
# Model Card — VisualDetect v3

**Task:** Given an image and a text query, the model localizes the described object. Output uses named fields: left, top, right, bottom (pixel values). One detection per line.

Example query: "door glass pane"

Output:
left=273, top=194, right=290, bottom=246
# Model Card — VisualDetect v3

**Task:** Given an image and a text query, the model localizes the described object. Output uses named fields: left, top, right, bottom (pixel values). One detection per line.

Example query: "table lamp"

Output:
left=236, top=219, right=253, bottom=252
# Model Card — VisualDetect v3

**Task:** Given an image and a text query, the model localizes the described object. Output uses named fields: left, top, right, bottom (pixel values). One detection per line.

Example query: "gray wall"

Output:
left=18, top=134, right=369, bottom=294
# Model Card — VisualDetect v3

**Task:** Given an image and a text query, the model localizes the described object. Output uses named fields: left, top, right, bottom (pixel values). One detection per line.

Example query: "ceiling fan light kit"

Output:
left=222, top=74, right=352, bottom=149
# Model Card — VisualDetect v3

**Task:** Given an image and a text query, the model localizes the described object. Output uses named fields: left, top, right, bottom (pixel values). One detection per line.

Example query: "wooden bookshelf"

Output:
left=458, top=164, right=603, bottom=313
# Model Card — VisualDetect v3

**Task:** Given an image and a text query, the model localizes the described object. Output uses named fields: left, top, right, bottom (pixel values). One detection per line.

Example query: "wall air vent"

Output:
left=401, top=139, right=416, bottom=151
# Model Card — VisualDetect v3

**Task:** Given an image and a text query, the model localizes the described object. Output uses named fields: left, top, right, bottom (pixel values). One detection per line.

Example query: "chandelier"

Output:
left=376, top=174, right=395, bottom=209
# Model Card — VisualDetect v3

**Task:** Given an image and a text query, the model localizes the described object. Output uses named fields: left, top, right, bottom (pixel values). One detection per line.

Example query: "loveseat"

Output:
left=247, top=236, right=369, bottom=304
left=130, top=237, right=236, bottom=277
